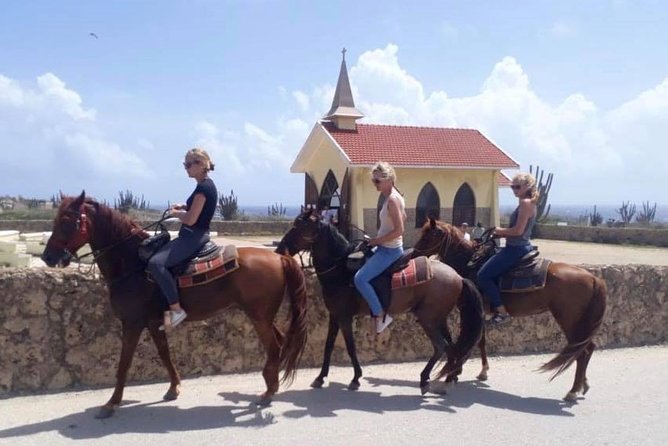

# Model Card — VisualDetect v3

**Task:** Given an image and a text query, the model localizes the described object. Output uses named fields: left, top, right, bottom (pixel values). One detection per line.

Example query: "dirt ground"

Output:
left=214, top=235, right=668, bottom=266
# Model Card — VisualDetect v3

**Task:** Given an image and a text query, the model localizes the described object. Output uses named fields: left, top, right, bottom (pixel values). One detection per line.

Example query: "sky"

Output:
left=1, top=0, right=667, bottom=208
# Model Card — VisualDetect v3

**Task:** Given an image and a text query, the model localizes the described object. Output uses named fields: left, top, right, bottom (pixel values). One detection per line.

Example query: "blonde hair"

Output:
left=186, top=148, right=215, bottom=172
left=512, top=172, right=539, bottom=204
left=371, top=161, right=396, bottom=183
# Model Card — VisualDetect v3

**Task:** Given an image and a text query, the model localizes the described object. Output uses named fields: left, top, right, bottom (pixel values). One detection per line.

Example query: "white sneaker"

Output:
left=376, top=314, right=393, bottom=334
left=159, top=309, right=187, bottom=331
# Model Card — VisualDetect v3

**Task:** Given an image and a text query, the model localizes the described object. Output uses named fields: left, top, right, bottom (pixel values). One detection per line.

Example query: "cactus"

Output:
left=219, top=190, right=239, bottom=220
left=589, top=205, right=603, bottom=227
left=268, top=202, right=287, bottom=217
left=529, top=165, right=553, bottom=223
left=616, top=201, right=636, bottom=225
left=636, top=201, right=657, bottom=225
left=114, top=190, right=148, bottom=214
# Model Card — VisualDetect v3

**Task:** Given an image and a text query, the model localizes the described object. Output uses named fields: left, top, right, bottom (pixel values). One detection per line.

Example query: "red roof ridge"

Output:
left=336, top=122, right=482, bottom=132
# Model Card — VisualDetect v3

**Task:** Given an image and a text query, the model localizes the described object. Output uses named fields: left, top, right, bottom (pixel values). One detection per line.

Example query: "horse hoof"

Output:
left=311, top=378, right=324, bottom=389
left=420, top=383, right=430, bottom=395
left=95, top=405, right=116, bottom=419
left=348, top=381, right=360, bottom=391
left=476, top=372, right=488, bottom=381
left=163, top=388, right=179, bottom=401
left=563, top=392, right=578, bottom=402
left=428, top=381, right=448, bottom=395
left=255, top=396, right=272, bottom=407
left=582, top=381, right=590, bottom=395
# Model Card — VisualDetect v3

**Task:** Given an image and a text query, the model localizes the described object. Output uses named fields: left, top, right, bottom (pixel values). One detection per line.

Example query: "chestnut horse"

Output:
left=41, top=192, right=308, bottom=418
left=413, top=217, right=607, bottom=401
left=276, top=210, right=484, bottom=395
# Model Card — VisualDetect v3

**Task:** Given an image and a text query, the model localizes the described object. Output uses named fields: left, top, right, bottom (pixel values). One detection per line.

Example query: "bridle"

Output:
left=49, top=203, right=151, bottom=267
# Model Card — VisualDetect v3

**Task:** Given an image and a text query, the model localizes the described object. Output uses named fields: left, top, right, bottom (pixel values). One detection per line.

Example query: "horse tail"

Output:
left=437, top=277, right=484, bottom=378
left=278, top=254, right=309, bottom=385
left=539, top=275, right=607, bottom=380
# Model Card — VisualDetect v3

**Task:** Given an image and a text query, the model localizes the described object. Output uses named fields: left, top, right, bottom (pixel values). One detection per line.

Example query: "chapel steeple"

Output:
left=323, top=48, right=364, bottom=130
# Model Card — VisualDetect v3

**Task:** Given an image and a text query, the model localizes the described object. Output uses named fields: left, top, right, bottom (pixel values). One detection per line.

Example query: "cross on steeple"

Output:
left=342, top=47, right=346, bottom=61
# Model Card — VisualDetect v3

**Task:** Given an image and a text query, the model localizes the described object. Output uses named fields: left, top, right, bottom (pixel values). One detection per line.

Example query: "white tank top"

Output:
left=377, top=190, right=405, bottom=248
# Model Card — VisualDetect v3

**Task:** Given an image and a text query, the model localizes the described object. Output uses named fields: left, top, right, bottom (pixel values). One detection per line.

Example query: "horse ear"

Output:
left=72, top=190, right=86, bottom=207
left=59, top=190, right=65, bottom=200
left=429, top=217, right=436, bottom=229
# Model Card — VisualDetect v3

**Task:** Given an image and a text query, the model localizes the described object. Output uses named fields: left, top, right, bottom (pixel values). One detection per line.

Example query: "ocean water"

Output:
left=501, top=204, right=668, bottom=223
left=240, top=204, right=668, bottom=223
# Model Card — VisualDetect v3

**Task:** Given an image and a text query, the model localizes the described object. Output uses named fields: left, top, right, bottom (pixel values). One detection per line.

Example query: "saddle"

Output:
left=470, top=245, right=551, bottom=293
left=145, top=239, right=240, bottom=288
left=347, top=247, right=433, bottom=312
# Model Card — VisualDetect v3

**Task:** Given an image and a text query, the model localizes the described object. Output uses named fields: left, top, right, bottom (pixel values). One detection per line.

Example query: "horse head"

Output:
left=413, top=217, right=450, bottom=258
left=276, top=208, right=325, bottom=256
left=42, top=191, right=94, bottom=267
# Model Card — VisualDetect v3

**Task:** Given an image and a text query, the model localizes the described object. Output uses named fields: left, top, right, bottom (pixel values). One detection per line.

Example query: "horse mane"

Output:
left=323, top=220, right=352, bottom=258
left=58, top=195, right=147, bottom=242
left=91, top=199, right=147, bottom=241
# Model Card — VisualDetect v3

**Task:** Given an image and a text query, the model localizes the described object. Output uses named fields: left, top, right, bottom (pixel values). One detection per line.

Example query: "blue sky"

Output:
left=1, top=0, right=667, bottom=208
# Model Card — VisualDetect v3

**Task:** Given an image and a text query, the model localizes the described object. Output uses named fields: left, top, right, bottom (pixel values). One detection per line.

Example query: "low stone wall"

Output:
left=0, top=265, right=665, bottom=395
left=534, top=224, right=668, bottom=247
left=0, top=220, right=293, bottom=236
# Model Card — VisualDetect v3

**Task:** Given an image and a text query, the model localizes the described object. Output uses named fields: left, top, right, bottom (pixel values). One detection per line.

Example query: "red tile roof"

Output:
left=322, top=122, right=518, bottom=169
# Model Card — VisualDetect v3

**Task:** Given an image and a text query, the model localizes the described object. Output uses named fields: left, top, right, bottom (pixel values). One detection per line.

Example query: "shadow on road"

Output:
left=365, top=377, right=575, bottom=417
left=0, top=376, right=574, bottom=440
left=0, top=398, right=275, bottom=441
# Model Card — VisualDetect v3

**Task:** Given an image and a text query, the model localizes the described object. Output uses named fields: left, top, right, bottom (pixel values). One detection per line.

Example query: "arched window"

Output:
left=452, top=183, right=476, bottom=226
left=415, top=182, right=440, bottom=228
left=319, top=170, right=340, bottom=210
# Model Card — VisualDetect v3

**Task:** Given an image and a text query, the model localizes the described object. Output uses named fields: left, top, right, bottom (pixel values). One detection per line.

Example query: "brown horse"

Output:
left=41, top=192, right=308, bottom=418
left=276, top=210, right=484, bottom=395
left=413, top=217, right=607, bottom=401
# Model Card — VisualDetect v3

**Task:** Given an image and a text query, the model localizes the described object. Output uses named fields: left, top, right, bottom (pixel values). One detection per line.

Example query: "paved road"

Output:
left=1, top=346, right=666, bottom=446
left=216, top=235, right=668, bottom=266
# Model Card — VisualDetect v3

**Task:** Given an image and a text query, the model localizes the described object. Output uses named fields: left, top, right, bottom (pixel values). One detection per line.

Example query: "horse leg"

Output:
left=147, top=322, right=181, bottom=401
left=311, top=315, right=340, bottom=389
left=419, top=327, right=447, bottom=396
left=253, top=319, right=282, bottom=406
left=476, top=328, right=490, bottom=381
left=565, top=342, right=595, bottom=402
left=97, top=322, right=143, bottom=419
left=339, top=316, right=363, bottom=390
left=440, top=322, right=461, bottom=385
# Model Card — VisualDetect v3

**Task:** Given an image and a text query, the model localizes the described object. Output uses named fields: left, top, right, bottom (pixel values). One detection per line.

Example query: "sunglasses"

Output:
left=372, top=177, right=384, bottom=184
left=183, top=160, right=201, bottom=169
left=510, top=184, right=522, bottom=190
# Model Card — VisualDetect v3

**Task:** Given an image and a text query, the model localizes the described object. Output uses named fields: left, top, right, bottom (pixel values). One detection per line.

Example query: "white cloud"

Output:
left=293, top=90, right=310, bottom=112
left=550, top=21, right=577, bottom=39
left=0, top=72, right=153, bottom=199
left=285, top=45, right=666, bottom=204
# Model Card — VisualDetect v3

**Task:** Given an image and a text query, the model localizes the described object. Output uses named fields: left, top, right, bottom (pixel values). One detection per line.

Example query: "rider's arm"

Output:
left=171, top=193, right=205, bottom=226
left=370, top=195, right=405, bottom=246
left=496, top=199, right=534, bottom=238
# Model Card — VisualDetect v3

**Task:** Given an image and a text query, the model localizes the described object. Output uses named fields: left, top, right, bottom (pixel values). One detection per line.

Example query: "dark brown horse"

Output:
left=413, top=217, right=607, bottom=401
left=41, top=192, right=308, bottom=418
left=276, top=210, right=484, bottom=395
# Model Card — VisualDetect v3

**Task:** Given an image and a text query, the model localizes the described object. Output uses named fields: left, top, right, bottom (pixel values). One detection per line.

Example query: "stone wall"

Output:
left=0, top=220, right=292, bottom=236
left=534, top=224, right=668, bottom=247
left=0, top=265, right=666, bottom=394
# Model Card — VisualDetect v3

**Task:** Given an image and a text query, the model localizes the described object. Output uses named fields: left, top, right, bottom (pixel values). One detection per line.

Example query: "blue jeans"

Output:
left=354, top=245, right=403, bottom=316
left=477, top=244, right=533, bottom=310
left=148, top=227, right=209, bottom=305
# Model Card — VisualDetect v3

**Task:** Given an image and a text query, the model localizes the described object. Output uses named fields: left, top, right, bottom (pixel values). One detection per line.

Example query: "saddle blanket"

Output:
left=391, top=257, right=432, bottom=290
left=499, top=258, right=551, bottom=293
left=176, top=244, right=240, bottom=288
